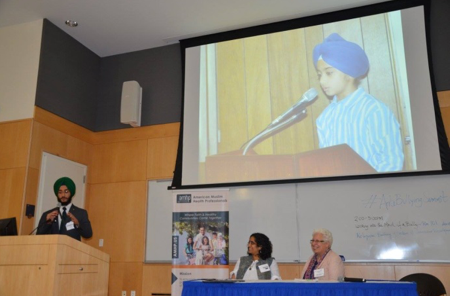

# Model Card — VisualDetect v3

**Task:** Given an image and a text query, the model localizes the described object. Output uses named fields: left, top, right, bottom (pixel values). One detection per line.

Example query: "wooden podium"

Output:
left=205, top=144, right=376, bottom=183
left=0, top=235, right=109, bottom=296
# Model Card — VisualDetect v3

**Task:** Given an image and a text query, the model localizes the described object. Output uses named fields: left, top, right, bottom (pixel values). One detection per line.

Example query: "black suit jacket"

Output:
left=36, top=204, right=93, bottom=241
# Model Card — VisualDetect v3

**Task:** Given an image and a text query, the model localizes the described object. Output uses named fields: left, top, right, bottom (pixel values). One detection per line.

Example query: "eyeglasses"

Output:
left=310, top=240, right=325, bottom=244
left=58, top=189, right=70, bottom=194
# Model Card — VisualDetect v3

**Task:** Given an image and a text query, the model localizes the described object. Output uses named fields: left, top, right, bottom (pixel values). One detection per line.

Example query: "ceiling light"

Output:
left=65, top=20, right=78, bottom=27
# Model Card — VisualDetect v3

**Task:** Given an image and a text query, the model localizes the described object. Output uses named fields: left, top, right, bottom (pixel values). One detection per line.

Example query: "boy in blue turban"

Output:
left=313, top=33, right=404, bottom=172
left=37, top=177, right=92, bottom=241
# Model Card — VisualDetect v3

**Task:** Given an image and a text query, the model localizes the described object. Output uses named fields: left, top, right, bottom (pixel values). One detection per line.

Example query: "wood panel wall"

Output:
left=1, top=93, right=450, bottom=296
left=438, top=91, right=450, bottom=142
left=22, top=108, right=93, bottom=235
left=2, top=107, right=178, bottom=296
left=82, top=115, right=178, bottom=296
left=0, top=119, right=32, bottom=229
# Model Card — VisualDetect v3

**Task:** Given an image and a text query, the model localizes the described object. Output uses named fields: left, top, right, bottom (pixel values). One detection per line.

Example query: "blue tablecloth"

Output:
left=181, top=280, right=418, bottom=296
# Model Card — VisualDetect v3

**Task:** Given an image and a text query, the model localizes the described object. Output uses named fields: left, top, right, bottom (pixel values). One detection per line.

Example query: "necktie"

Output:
left=59, top=207, right=67, bottom=233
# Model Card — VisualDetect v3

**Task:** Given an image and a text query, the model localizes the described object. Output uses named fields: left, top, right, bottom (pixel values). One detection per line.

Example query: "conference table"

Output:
left=181, top=280, right=418, bottom=296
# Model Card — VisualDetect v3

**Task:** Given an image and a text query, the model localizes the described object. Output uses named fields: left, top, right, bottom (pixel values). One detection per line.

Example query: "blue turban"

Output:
left=313, top=33, right=369, bottom=78
left=53, top=177, right=76, bottom=197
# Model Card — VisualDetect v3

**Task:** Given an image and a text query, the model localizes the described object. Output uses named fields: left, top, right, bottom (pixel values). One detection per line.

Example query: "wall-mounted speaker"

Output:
left=120, top=81, right=142, bottom=127
left=25, top=204, right=35, bottom=218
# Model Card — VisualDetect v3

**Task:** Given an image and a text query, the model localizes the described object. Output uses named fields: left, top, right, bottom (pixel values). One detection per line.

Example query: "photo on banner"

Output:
left=171, top=189, right=229, bottom=296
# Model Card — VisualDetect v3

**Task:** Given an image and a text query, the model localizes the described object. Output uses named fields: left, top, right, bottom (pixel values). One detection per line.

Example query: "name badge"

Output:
left=314, top=268, right=325, bottom=278
left=258, top=264, right=270, bottom=273
left=65, top=221, right=75, bottom=231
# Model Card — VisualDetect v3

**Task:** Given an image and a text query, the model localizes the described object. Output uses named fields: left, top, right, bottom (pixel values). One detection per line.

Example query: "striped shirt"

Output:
left=316, top=87, right=404, bottom=172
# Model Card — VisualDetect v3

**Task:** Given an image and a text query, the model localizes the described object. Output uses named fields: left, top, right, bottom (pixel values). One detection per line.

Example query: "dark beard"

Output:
left=58, top=196, right=72, bottom=206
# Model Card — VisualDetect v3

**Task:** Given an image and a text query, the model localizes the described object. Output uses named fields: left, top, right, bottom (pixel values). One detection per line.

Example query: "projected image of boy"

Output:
left=313, top=33, right=404, bottom=172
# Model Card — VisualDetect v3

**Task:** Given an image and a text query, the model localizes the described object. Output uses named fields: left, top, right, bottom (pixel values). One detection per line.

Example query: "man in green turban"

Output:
left=37, top=177, right=92, bottom=241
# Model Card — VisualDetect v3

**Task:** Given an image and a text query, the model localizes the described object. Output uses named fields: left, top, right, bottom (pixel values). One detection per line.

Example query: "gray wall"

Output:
left=35, top=0, right=450, bottom=132
left=35, top=20, right=182, bottom=132
left=429, top=0, right=450, bottom=91
left=36, top=19, right=101, bottom=130
left=95, top=44, right=181, bottom=131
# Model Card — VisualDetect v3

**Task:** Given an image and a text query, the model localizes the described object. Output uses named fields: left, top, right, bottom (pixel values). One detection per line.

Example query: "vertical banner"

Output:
left=171, top=189, right=229, bottom=296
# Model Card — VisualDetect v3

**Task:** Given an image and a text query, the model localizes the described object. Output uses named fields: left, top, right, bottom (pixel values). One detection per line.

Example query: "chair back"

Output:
left=399, top=273, right=446, bottom=296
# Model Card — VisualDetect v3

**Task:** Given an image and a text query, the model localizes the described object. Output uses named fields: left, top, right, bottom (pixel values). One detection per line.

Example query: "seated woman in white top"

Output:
left=230, top=233, right=281, bottom=280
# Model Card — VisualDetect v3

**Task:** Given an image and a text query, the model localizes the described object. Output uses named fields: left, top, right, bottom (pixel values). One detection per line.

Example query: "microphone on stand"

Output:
left=241, top=88, right=318, bottom=155
left=55, top=201, right=62, bottom=221
left=266, top=88, right=318, bottom=130
left=29, top=202, right=62, bottom=235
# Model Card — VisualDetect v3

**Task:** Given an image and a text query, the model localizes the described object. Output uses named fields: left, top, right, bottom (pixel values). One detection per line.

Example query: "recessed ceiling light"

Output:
left=65, top=20, right=78, bottom=27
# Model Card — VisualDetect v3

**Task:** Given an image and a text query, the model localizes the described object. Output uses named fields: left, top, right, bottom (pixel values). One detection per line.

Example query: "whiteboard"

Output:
left=228, top=184, right=299, bottom=262
left=146, top=174, right=450, bottom=263
left=298, top=174, right=450, bottom=262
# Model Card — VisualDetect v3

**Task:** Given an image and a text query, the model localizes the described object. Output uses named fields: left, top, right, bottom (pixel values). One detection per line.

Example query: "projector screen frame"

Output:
left=171, top=0, right=450, bottom=190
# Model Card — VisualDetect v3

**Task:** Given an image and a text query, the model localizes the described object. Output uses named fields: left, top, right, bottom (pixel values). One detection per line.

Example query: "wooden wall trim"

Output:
left=0, top=118, right=33, bottom=125
left=34, top=106, right=180, bottom=145
left=92, top=122, right=180, bottom=145
left=34, top=107, right=95, bottom=144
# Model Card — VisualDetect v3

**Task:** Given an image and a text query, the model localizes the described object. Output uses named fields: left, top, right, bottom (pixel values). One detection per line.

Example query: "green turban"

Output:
left=53, top=177, right=76, bottom=197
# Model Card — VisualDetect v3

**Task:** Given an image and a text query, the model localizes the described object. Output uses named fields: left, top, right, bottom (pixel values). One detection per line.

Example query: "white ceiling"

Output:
left=0, top=0, right=390, bottom=57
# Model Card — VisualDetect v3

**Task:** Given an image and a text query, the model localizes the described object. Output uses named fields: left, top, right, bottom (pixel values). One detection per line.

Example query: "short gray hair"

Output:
left=313, top=228, right=333, bottom=247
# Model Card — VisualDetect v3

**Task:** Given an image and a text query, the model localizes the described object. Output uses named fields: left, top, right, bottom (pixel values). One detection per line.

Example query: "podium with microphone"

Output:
left=0, top=235, right=110, bottom=296
left=204, top=88, right=376, bottom=183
